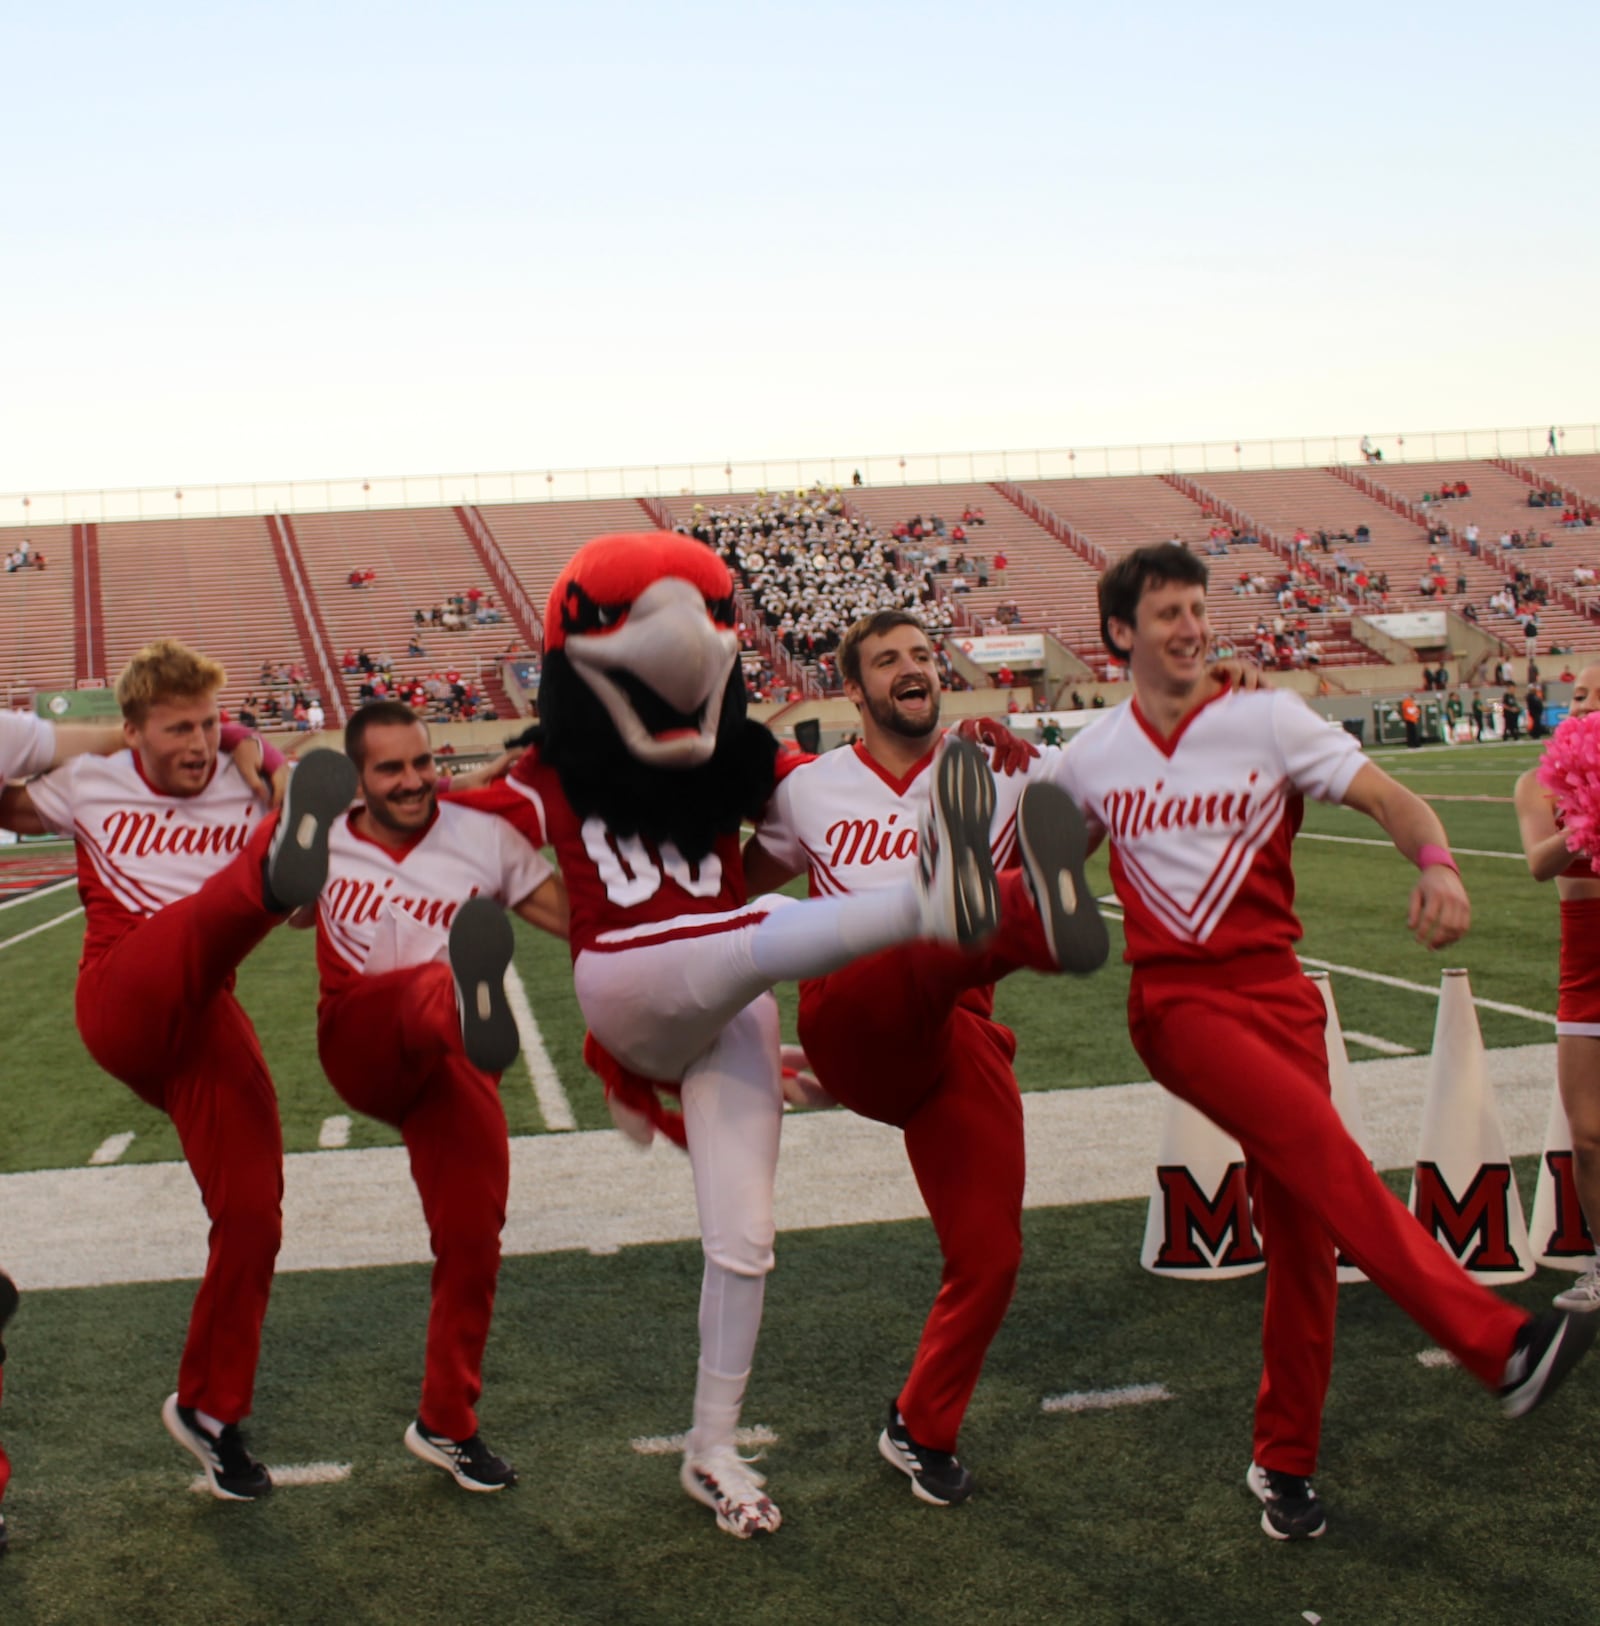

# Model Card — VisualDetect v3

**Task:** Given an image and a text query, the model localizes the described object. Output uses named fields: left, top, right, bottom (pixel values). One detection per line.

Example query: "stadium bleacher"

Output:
left=6, top=457, right=1597, bottom=723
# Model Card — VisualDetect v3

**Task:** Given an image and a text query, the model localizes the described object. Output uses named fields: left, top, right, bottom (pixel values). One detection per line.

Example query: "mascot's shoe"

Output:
left=263, top=749, right=357, bottom=912
left=916, top=735, right=1000, bottom=949
left=0, top=1268, right=17, bottom=1345
left=1016, top=782, right=1110, bottom=975
left=680, top=1447, right=782, bottom=1538
left=449, top=897, right=521, bottom=1074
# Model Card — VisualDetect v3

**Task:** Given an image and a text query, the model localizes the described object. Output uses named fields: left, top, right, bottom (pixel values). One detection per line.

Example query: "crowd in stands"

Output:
left=238, top=661, right=324, bottom=731
left=5, top=540, right=45, bottom=573
left=682, top=487, right=964, bottom=695
left=413, top=590, right=506, bottom=634
left=338, top=646, right=494, bottom=723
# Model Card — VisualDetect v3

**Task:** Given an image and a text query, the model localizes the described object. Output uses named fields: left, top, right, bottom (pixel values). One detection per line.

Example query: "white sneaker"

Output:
left=680, top=1447, right=782, bottom=1538
left=915, top=735, right=1000, bottom=948
left=1554, top=1258, right=1600, bottom=1312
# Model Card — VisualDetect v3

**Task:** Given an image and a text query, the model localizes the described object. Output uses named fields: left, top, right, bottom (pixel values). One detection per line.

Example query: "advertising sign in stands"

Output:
left=956, top=633, right=1046, bottom=669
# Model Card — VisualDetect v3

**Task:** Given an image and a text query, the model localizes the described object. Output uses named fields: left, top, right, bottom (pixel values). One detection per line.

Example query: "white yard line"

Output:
left=1342, top=1031, right=1416, bottom=1056
left=88, top=1132, right=136, bottom=1166
left=1299, top=832, right=1524, bottom=861
left=318, top=1116, right=352, bottom=1150
left=1041, top=1383, right=1173, bottom=1414
left=504, top=965, right=575, bottom=1131
left=0, top=878, right=75, bottom=914
left=0, top=908, right=83, bottom=954
left=631, top=1425, right=778, bottom=1456
left=190, top=1462, right=351, bottom=1493
left=1416, top=1349, right=1459, bottom=1369
left=1299, top=956, right=1554, bottom=1025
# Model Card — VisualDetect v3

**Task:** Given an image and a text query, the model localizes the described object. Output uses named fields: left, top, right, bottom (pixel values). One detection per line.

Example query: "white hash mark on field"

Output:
left=505, top=965, right=575, bottom=1131
left=630, top=1425, right=778, bottom=1456
left=1416, top=1348, right=1459, bottom=1368
left=88, top=1132, right=135, bottom=1165
left=0, top=878, right=76, bottom=914
left=1040, top=1383, right=1174, bottom=1414
left=1300, top=831, right=1523, bottom=861
left=1342, top=1031, right=1416, bottom=1056
left=318, top=1115, right=352, bottom=1149
left=190, top=1462, right=351, bottom=1493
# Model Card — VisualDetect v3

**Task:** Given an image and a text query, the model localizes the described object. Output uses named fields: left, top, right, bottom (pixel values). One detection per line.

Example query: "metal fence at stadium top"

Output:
left=3, top=422, right=1596, bottom=530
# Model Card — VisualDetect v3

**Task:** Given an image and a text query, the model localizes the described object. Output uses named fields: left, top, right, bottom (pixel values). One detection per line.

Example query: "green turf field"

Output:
left=3, top=739, right=1594, bottom=1625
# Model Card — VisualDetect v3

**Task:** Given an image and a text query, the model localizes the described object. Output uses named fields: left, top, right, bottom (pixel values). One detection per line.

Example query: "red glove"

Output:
left=773, top=743, right=817, bottom=783
left=954, top=715, right=1039, bottom=778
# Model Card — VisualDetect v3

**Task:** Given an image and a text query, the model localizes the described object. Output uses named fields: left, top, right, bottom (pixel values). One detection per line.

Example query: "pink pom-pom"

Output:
left=1538, top=711, right=1600, bottom=854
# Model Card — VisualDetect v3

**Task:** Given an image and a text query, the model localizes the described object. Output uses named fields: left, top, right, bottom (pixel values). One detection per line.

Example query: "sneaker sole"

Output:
left=679, top=1458, right=783, bottom=1537
left=161, top=1393, right=270, bottom=1502
left=1551, top=1283, right=1600, bottom=1313
left=1016, top=784, right=1110, bottom=975
left=1246, top=1462, right=1325, bottom=1541
left=877, top=1428, right=973, bottom=1508
left=268, top=750, right=357, bottom=911
left=935, top=736, right=1000, bottom=949
left=1502, top=1311, right=1600, bottom=1417
left=449, top=897, right=521, bottom=1073
left=403, top=1421, right=515, bottom=1493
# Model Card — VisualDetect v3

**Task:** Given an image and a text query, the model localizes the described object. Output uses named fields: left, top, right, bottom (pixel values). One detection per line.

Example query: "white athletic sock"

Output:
left=196, top=1408, right=227, bottom=1437
left=687, top=1261, right=765, bottom=1457
left=748, top=884, right=920, bottom=983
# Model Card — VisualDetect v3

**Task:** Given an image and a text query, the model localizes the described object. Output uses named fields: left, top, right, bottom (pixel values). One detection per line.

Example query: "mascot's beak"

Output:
left=565, top=576, right=739, bottom=769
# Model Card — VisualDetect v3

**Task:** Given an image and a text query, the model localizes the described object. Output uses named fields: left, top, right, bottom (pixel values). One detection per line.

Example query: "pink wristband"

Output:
left=1417, top=842, right=1458, bottom=874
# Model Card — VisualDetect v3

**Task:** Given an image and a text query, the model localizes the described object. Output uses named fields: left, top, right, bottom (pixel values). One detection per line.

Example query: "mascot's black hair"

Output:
left=534, top=649, right=778, bottom=864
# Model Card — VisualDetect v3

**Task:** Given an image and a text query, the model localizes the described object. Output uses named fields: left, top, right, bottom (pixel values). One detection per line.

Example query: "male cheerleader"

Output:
left=0, top=640, right=355, bottom=1500
left=743, top=609, right=1106, bottom=1505
left=1037, top=545, right=1596, bottom=1540
left=311, top=701, right=566, bottom=1490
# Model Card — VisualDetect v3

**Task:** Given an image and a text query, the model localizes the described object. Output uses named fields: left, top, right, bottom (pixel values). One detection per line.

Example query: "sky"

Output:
left=3, top=0, right=1596, bottom=497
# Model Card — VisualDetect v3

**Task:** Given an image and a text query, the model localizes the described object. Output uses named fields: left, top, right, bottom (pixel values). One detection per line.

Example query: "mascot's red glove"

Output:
left=773, top=743, right=817, bottom=783
left=954, top=715, right=1039, bottom=778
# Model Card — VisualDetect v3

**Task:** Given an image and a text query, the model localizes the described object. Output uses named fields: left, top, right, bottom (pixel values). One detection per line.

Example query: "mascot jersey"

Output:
left=449, top=754, right=748, bottom=956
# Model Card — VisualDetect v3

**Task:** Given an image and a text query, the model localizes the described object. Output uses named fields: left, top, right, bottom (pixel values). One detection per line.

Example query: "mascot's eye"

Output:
left=562, top=581, right=631, bottom=636
left=705, top=595, right=735, bottom=625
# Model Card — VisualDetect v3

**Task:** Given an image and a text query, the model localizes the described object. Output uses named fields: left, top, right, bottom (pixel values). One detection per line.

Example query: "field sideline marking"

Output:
left=190, top=1462, right=351, bottom=1493
left=0, top=908, right=83, bottom=954
left=0, top=877, right=75, bottom=914
left=1299, top=956, right=1555, bottom=1025
left=1041, top=1383, right=1173, bottom=1414
left=319, top=1116, right=352, bottom=1149
left=631, top=1425, right=778, bottom=1456
left=88, top=1132, right=136, bottom=1165
left=1416, top=1349, right=1459, bottom=1369
left=505, top=965, right=575, bottom=1131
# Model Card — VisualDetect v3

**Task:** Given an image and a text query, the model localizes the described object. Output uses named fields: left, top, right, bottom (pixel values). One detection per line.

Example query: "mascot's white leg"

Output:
left=677, top=996, right=785, bottom=1539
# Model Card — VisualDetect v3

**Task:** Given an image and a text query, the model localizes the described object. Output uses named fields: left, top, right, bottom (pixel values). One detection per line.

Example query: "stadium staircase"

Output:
left=72, top=523, right=108, bottom=687
left=266, top=515, right=354, bottom=723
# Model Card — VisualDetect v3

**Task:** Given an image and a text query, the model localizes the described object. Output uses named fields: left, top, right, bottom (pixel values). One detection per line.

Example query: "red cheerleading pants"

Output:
left=318, top=962, right=509, bottom=1442
left=1129, top=955, right=1527, bottom=1477
left=74, top=818, right=285, bottom=1425
left=797, top=868, right=1056, bottom=1452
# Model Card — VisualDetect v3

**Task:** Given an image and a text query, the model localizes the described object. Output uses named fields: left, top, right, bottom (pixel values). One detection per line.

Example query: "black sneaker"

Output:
left=1246, top=1461, right=1326, bottom=1540
left=878, top=1403, right=974, bottom=1507
left=915, top=736, right=1001, bottom=949
left=0, top=1511, right=7, bottom=1560
left=1016, top=783, right=1110, bottom=975
left=161, top=1393, right=272, bottom=1501
left=263, top=749, right=357, bottom=912
left=448, top=897, right=520, bottom=1074
left=405, top=1418, right=517, bottom=1493
left=1499, top=1309, right=1599, bottom=1417
left=0, top=1267, right=17, bottom=1353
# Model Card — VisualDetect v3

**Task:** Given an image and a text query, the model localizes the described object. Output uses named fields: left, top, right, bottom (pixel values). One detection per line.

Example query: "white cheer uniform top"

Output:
left=1047, top=686, right=1364, bottom=968
left=755, top=737, right=1033, bottom=898
left=315, top=801, right=551, bottom=998
left=27, top=751, right=266, bottom=966
left=0, top=710, right=56, bottom=781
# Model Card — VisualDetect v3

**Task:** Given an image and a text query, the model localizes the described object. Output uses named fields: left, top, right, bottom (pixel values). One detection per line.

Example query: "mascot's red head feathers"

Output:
left=537, top=531, right=779, bottom=862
